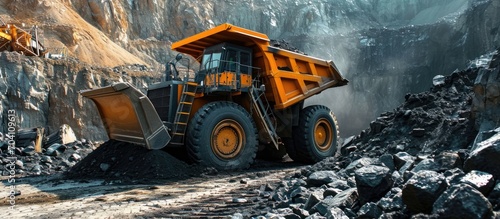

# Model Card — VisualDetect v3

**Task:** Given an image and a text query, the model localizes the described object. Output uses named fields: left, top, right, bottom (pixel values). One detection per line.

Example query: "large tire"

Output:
left=186, top=101, right=258, bottom=170
left=293, top=105, right=339, bottom=163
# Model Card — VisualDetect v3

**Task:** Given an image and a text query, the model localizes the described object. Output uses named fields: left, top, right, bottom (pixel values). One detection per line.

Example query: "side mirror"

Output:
left=175, top=54, right=183, bottom=61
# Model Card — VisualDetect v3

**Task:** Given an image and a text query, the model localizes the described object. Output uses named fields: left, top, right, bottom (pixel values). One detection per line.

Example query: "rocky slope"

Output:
left=1, top=0, right=499, bottom=140
left=251, top=49, right=500, bottom=218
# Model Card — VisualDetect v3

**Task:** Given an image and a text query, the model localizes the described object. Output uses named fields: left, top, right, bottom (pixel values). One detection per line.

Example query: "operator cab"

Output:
left=197, top=43, right=254, bottom=92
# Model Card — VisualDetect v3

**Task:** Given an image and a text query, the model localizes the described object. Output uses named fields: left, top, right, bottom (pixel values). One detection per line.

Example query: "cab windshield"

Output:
left=201, top=52, right=222, bottom=70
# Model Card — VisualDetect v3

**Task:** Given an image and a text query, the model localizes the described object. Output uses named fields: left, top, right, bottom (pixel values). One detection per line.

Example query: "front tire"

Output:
left=186, top=101, right=258, bottom=170
left=293, top=105, right=339, bottom=163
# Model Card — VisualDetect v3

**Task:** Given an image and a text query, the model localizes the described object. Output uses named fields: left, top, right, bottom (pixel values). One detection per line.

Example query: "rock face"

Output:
left=0, top=52, right=157, bottom=141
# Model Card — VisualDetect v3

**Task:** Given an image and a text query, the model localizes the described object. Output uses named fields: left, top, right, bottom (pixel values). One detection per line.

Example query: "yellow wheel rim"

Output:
left=314, top=118, right=333, bottom=151
left=211, top=119, right=245, bottom=159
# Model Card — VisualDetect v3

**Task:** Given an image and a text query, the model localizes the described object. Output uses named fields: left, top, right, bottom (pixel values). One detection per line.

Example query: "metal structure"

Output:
left=0, top=23, right=46, bottom=57
left=81, top=23, right=348, bottom=169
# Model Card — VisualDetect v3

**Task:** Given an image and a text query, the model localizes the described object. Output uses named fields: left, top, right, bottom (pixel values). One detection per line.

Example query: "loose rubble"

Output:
left=250, top=49, right=500, bottom=218
left=0, top=125, right=95, bottom=177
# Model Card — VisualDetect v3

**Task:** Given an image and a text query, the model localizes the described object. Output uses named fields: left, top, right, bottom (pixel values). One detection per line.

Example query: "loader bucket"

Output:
left=81, top=82, right=170, bottom=150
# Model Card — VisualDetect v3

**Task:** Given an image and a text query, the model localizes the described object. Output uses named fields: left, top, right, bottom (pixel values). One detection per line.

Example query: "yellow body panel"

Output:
left=172, top=23, right=347, bottom=110
left=203, top=72, right=252, bottom=89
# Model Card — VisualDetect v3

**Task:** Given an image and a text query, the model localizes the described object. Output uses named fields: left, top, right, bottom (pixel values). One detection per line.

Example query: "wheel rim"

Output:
left=314, top=118, right=333, bottom=151
left=211, top=119, right=245, bottom=159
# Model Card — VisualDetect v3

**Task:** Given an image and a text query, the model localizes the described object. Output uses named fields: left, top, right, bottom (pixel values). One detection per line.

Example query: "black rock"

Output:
left=343, top=158, right=377, bottom=176
left=0, top=141, right=8, bottom=150
left=99, top=163, right=110, bottom=172
left=412, top=159, right=440, bottom=173
left=378, top=188, right=404, bottom=212
left=402, top=170, right=447, bottom=213
left=379, top=211, right=407, bottom=219
left=355, top=165, right=393, bottom=204
left=327, top=179, right=350, bottom=190
left=40, top=155, right=53, bottom=164
left=435, top=151, right=462, bottom=171
left=488, top=182, right=500, bottom=209
left=459, top=170, right=495, bottom=196
left=358, top=202, right=383, bottom=219
left=69, top=153, right=82, bottom=162
left=304, top=212, right=326, bottom=219
left=393, top=152, right=416, bottom=170
left=379, top=154, right=395, bottom=171
left=290, top=204, right=310, bottom=218
left=432, top=184, right=493, bottom=219
left=307, top=171, right=340, bottom=187
left=22, top=146, right=36, bottom=156
left=324, top=206, right=349, bottom=219
left=45, top=143, right=65, bottom=156
left=284, top=213, right=301, bottom=219
left=411, top=128, right=426, bottom=137
left=290, top=186, right=308, bottom=200
left=464, top=132, right=500, bottom=179
left=323, top=188, right=341, bottom=198
left=304, top=193, right=322, bottom=211
left=311, top=188, right=358, bottom=215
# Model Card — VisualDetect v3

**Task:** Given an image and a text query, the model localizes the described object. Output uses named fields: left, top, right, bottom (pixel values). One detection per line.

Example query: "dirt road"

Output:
left=1, top=164, right=302, bottom=218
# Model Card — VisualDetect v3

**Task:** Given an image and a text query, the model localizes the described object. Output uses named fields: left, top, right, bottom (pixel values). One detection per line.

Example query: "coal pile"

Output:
left=252, top=49, right=500, bottom=218
left=0, top=134, right=95, bottom=177
left=270, top=39, right=307, bottom=55
left=66, top=140, right=199, bottom=180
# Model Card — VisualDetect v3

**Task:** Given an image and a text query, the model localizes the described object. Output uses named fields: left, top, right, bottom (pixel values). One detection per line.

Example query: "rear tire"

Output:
left=186, top=101, right=258, bottom=170
left=293, top=105, right=339, bottom=163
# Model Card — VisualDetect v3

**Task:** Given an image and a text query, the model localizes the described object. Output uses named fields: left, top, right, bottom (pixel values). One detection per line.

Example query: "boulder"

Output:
left=432, top=184, right=493, bottom=219
left=443, top=168, right=465, bottom=185
left=379, top=154, right=395, bottom=171
left=307, top=171, right=340, bottom=187
left=355, top=165, right=393, bottom=204
left=290, top=186, right=309, bottom=202
left=45, top=143, right=66, bottom=156
left=464, top=129, right=500, bottom=179
left=412, top=158, right=439, bottom=173
left=324, top=207, right=349, bottom=219
left=488, top=181, right=500, bottom=209
left=304, top=212, right=325, bottom=219
left=402, top=170, right=447, bottom=213
left=304, top=193, right=322, bottom=211
left=378, top=188, right=404, bottom=212
left=343, top=158, right=377, bottom=176
left=311, top=188, right=358, bottom=215
left=357, top=202, right=383, bottom=219
left=323, top=188, right=341, bottom=198
left=459, top=170, right=495, bottom=196
left=327, top=179, right=350, bottom=190
left=435, top=151, right=462, bottom=171
left=393, top=152, right=416, bottom=171
left=22, top=146, right=36, bottom=156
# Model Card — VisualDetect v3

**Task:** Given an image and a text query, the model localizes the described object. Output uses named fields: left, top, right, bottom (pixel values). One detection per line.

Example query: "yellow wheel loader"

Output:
left=81, top=23, right=348, bottom=170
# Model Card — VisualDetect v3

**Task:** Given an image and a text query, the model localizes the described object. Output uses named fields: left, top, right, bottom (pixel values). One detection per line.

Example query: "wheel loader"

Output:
left=81, top=23, right=348, bottom=170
